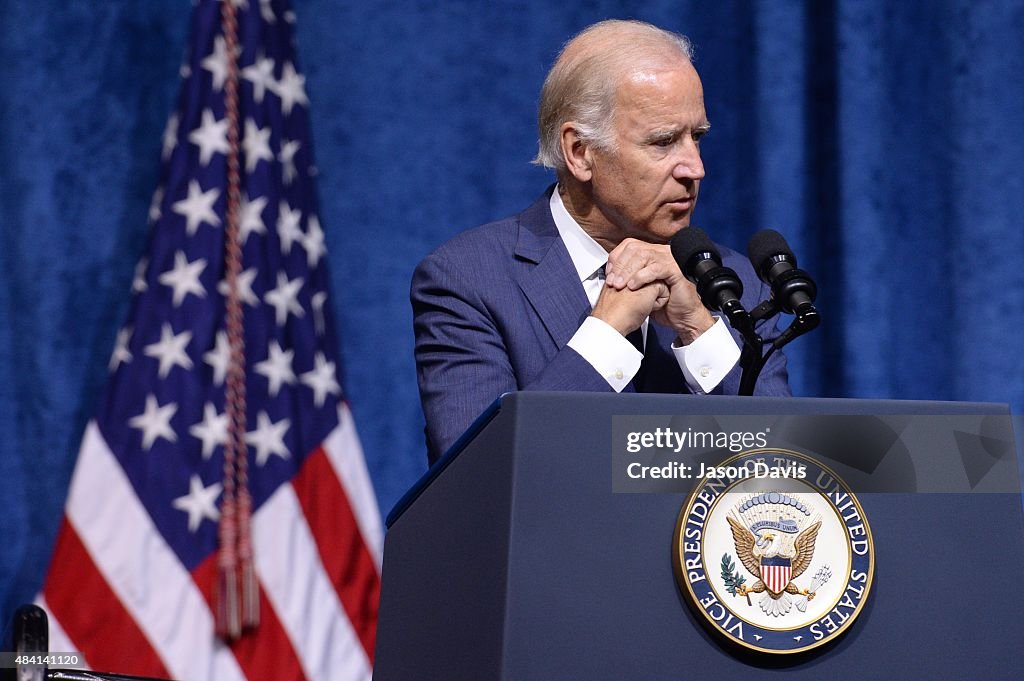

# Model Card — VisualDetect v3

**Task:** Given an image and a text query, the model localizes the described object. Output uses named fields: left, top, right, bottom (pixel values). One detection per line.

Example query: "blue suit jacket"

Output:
left=412, top=189, right=790, bottom=463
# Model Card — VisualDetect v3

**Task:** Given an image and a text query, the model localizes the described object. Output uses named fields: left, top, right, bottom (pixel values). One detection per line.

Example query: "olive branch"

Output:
left=720, top=554, right=747, bottom=597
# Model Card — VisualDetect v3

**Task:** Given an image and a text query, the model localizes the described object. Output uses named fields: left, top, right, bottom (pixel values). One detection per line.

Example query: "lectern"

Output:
left=375, top=393, right=1024, bottom=679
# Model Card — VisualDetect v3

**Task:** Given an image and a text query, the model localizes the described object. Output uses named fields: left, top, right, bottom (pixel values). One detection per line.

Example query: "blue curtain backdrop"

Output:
left=2, top=0, right=1023, bottom=618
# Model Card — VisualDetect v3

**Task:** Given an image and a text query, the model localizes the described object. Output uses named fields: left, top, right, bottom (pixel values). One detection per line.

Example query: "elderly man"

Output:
left=412, top=20, right=790, bottom=463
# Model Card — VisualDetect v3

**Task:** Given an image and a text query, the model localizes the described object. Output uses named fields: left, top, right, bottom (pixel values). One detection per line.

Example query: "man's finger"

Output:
left=623, top=262, right=675, bottom=290
left=607, top=242, right=683, bottom=290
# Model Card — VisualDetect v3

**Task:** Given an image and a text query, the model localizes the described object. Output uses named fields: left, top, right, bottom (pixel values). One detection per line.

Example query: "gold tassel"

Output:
left=217, top=565, right=241, bottom=640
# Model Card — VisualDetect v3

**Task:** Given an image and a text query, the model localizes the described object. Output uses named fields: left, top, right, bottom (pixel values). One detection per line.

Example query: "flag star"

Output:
left=158, top=251, right=208, bottom=307
left=149, top=185, right=165, bottom=223
left=109, top=327, right=133, bottom=371
left=277, top=201, right=304, bottom=255
left=201, top=35, right=231, bottom=91
left=180, top=64, right=191, bottom=79
left=264, top=272, right=305, bottom=326
left=284, top=9, right=296, bottom=24
left=238, top=193, right=268, bottom=245
left=311, top=291, right=327, bottom=335
left=242, top=119, right=274, bottom=173
left=260, top=0, right=276, bottom=23
left=245, top=411, right=291, bottom=466
left=144, top=323, right=194, bottom=378
left=300, top=352, right=341, bottom=407
left=273, top=62, right=308, bottom=115
left=242, top=56, right=275, bottom=103
left=189, top=402, right=228, bottom=459
left=278, top=139, right=301, bottom=184
left=303, top=215, right=327, bottom=268
left=217, top=267, right=259, bottom=307
left=172, top=180, right=221, bottom=235
left=255, top=341, right=296, bottom=397
left=188, top=109, right=230, bottom=167
left=132, top=258, right=149, bottom=293
left=129, top=394, right=179, bottom=450
left=162, top=114, right=179, bottom=160
left=172, top=474, right=222, bottom=533
left=204, top=331, right=230, bottom=385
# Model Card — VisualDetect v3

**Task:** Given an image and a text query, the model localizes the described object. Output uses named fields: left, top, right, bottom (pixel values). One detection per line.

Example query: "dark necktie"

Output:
left=626, top=326, right=646, bottom=390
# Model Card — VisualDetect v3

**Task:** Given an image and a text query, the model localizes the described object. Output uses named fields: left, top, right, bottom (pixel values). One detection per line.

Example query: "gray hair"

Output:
left=532, top=20, right=695, bottom=175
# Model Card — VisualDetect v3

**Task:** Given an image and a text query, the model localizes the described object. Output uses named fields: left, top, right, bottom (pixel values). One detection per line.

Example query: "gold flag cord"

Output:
left=216, top=0, right=259, bottom=641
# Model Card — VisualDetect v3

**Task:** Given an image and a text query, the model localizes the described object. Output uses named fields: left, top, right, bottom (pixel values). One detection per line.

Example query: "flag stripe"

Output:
left=43, top=518, right=170, bottom=678
left=254, top=481, right=373, bottom=680
left=62, top=423, right=246, bottom=681
left=293, top=444, right=380, bottom=660
left=762, top=565, right=791, bottom=593
left=191, top=556, right=308, bottom=681
left=325, top=405, right=385, bottom=569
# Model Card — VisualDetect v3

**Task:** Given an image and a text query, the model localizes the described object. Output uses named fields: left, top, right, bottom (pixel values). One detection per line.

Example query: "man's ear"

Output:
left=559, top=122, right=594, bottom=182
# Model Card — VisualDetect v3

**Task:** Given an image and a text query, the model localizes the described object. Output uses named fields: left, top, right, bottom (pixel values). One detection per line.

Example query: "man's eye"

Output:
left=653, top=137, right=674, bottom=147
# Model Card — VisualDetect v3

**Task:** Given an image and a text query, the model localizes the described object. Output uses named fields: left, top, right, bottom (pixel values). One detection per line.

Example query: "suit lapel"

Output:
left=510, top=189, right=689, bottom=397
left=513, top=189, right=592, bottom=349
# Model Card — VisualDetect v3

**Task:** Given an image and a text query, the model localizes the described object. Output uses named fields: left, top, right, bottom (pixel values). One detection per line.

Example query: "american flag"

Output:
left=36, top=1, right=383, bottom=679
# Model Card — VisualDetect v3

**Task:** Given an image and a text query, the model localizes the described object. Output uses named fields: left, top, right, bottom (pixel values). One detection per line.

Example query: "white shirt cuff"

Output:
left=671, top=317, right=741, bottom=394
left=567, top=316, right=642, bottom=392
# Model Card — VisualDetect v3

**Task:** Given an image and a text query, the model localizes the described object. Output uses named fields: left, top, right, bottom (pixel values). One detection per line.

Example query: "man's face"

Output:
left=586, top=61, right=708, bottom=244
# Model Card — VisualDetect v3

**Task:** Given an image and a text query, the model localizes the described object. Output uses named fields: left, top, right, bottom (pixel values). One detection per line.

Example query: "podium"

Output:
left=374, top=393, right=1024, bottom=679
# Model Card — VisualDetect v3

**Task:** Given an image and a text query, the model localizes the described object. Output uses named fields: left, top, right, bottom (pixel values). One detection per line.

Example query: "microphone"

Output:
left=11, top=604, right=48, bottom=681
left=669, top=227, right=754, bottom=339
left=746, top=229, right=818, bottom=316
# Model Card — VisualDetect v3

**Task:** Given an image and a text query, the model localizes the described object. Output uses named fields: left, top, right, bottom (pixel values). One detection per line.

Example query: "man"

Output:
left=412, top=20, right=790, bottom=464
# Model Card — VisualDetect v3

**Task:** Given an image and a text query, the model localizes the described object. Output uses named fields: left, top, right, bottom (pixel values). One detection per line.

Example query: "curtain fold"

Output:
left=2, top=0, right=1023, bottom=617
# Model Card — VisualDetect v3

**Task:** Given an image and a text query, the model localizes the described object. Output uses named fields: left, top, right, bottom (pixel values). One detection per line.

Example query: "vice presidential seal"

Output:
left=672, top=449, right=874, bottom=655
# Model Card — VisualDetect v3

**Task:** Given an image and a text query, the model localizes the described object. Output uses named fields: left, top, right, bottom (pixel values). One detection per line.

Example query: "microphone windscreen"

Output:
left=669, top=226, right=718, bottom=269
left=747, top=229, right=793, bottom=266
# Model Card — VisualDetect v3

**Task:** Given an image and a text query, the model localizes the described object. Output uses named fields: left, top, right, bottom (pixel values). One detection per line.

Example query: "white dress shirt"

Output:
left=551, top=189, right=740, bottom=393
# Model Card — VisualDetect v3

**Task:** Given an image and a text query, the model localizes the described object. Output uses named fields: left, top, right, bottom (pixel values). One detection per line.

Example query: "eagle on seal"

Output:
left=727, top=515, right=821, bottom=617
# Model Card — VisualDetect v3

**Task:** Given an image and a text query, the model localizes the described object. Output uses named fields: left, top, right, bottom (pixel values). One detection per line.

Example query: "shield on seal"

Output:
left=761, top=555, right=792, bottom=594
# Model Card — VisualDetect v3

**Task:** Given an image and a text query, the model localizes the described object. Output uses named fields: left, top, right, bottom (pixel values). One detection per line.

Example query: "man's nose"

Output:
left=672, top=142, right=705, bottom=181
